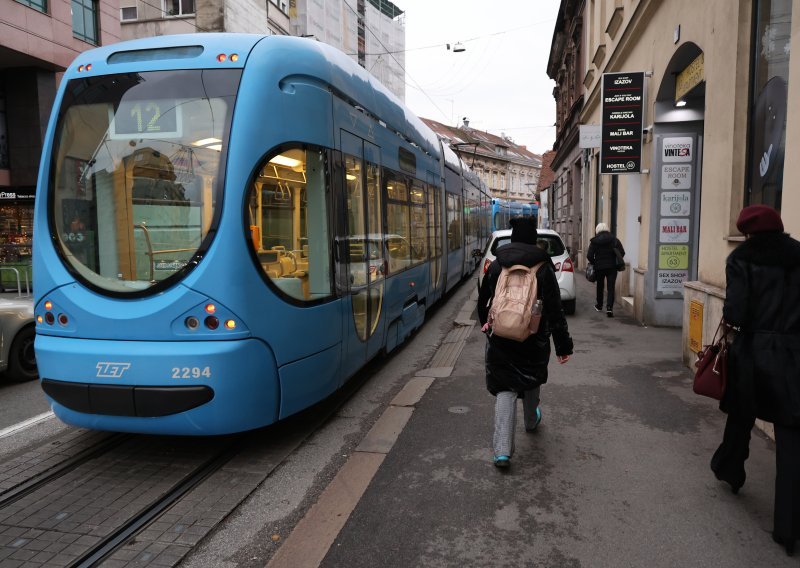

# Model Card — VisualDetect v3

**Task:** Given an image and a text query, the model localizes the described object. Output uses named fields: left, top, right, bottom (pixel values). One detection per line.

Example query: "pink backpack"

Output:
left=487, top=262, right=546, bottom=342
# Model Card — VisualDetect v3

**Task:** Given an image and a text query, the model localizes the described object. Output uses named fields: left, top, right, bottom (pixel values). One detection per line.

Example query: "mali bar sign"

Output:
left=600, top=71, right=645, bottom=174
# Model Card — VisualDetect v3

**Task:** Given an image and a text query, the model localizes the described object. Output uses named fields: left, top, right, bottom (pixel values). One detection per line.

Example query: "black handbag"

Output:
left=614, top=247, right=625, bottom=271
left=586, top=262, right=597, bottom=282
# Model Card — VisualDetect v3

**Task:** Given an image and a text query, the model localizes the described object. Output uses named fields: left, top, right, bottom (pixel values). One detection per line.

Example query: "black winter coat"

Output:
left=722, top=232, right=800, bottom=426
left=477, top=242, right=574, bottom=395
left=587, top=231, right=625, bottom=272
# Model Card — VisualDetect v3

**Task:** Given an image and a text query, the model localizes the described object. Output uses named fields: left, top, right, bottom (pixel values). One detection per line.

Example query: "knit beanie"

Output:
left=736, top=205, right=784, bottom=234
left=510, top=216, right=538, bottom=244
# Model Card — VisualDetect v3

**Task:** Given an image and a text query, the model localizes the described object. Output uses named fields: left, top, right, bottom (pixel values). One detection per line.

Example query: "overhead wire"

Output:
left=341, top=0, right=450, bottom=122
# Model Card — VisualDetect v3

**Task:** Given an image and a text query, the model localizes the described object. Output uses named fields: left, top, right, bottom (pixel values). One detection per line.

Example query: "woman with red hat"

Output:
left=711, top=204, right=800, bottom=556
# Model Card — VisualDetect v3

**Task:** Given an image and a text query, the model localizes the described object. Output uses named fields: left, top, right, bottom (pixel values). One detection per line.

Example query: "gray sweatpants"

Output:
left=493, top=387, right=540, bottom=458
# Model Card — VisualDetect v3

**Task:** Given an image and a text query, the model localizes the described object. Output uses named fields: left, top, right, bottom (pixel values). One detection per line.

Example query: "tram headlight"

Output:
left=58, top=314, right=69, bottom=326
left=224, top=319, right=236, bottom=330
left=185, top=316, right=200, bottom=330
left=205, top=316, right=219, bottom=330
left=44, top=312, right=55, bottom=325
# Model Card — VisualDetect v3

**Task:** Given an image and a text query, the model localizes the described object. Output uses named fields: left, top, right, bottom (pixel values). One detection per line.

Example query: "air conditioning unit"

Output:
left=120, top=6, right=138, bottom=20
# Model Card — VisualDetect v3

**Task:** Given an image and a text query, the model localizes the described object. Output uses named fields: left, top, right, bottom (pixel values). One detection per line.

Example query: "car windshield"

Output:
left=50, top=69, right=241, bottom=295
left=492, top=234, right=566, bottom=257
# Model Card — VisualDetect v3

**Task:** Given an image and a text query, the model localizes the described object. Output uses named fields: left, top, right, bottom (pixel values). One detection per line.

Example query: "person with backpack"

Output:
left=477, top=216, right=573, bottom=468
left=587, top=223, right=626, bottom=317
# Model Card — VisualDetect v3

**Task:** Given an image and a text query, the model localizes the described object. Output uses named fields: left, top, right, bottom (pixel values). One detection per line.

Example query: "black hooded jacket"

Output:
left=722, top=232, right=800, bottom=426
left=477, top=242, right=574, bottom=395
left=587, top=231, right=625, bottom=272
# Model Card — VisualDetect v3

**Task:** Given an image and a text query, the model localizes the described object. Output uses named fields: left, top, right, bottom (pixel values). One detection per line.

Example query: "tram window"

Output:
left=447, top=194, right=462, bottom=252
left=409, top=183, right=427, bottom=262
left=247, top=147, right=332, bottom=302
left=50, top=69, right=241, bottom=295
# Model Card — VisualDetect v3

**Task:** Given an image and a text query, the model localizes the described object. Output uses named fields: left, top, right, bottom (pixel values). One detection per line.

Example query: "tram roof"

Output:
left=67, top=33, right=441, bottom=160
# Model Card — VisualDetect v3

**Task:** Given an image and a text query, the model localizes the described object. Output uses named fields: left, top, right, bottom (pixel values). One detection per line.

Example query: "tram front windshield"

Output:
left=50, top=69, right=241, bottom=294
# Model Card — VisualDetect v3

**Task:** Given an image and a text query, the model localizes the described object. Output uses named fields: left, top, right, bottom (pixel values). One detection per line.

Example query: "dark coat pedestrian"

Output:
left=478, top=217, right=573, bottom=467
left=710, top=204, right=800, bottom=556
left=587, top=223, right=625, bottom=316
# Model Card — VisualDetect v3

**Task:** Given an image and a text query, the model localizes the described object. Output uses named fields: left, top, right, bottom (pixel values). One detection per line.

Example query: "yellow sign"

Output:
left=689, top=300, right=703, bottom=352
left=675, top=53, right=704, bottom=102
left=658, top=244, right=689, bottom=269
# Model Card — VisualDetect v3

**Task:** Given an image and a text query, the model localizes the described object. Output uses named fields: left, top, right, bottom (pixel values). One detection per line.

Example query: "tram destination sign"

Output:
left=600, top=71, right=645, bottom=174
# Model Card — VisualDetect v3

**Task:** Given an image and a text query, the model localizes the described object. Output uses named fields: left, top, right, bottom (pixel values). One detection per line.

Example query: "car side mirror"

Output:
left=566, top=246, right=572, bottom=255
left=472, top=248, right=483, bottom=258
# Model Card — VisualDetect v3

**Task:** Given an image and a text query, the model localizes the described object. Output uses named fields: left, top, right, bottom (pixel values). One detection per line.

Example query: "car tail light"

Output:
left=483, top=258, right=492, bottom=273
left=561, top=258, right=574, bottom=272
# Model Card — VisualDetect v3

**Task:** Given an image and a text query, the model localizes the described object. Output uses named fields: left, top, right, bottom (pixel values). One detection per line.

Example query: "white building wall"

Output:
left=225, top=0, right=266, bottom=33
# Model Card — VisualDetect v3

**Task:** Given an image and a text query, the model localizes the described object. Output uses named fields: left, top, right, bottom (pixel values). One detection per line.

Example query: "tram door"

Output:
left=339, top=131, right=386, bottom=383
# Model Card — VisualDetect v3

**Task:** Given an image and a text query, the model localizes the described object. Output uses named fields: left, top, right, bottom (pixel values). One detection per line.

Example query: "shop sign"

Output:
left=0, top=191, right=35, bottom=201
left=662, top=137, right=693, bottom=163
left=657, top=270, right=689, bottom=293
left=660, top=218, right=690, bottom=243
left=658, top=245, right=689, bottom=270
left=660, top=191, right=691, bottom=216
left=675, top=53, right=704, bottom=102
left=661, top=164, right=692, bottom=190
left=600, top=71, right=645, bottom=174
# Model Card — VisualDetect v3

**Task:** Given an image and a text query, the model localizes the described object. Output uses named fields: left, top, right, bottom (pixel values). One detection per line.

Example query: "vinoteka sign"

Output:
left=600, top=72, right=645, bottom=174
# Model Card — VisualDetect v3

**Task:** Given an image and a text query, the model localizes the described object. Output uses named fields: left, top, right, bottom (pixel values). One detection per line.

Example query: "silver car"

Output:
left=477, top=228, right=577, bottom=314
left=0, top=290, right=37, bottom=383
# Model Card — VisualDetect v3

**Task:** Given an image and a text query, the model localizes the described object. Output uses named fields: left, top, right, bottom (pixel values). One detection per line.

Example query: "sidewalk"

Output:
left=278, top=278, right=791, bottom=567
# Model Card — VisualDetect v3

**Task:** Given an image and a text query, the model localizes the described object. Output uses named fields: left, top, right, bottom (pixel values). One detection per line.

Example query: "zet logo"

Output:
left=96, top=362, right=131, bottom=378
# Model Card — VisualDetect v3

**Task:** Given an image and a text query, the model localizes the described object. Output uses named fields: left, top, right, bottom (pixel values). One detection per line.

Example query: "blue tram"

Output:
left=32, top=34, right=490, bottom=435
left=490, top=198, right=537, bottom=232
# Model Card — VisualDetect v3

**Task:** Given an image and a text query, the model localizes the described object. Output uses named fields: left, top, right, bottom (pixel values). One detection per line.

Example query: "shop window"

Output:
left=746, top=0, right=792, bottom=210
left=247, top=147, right=332, bottom=302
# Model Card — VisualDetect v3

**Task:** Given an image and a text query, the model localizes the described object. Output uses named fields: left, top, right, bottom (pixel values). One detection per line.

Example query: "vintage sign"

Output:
left=689, top=300, right=704, bottom=352
left=657, top=269, right=689, bottom=294
left=658, top=244, right=689, bottom=270
left=661, top=164, right=692, bottom=190
left=600, top=71, right=645, bottom=174
left=675, top=53, right=704, bottom=102
left=660, top=218, right=690, bottom=243
left=662, top=137, right=693, bottom=163
left=660, top=191, right=691, bottom=216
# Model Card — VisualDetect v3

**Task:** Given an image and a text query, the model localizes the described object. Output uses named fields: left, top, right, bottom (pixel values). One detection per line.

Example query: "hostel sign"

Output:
left=600, top=71, right=645, bottom=174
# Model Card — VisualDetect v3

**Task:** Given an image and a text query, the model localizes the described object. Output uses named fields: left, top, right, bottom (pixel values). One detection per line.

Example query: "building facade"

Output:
left=547, top=0, right=585, bottom=261
left=119, top=0, right=291, bottom=37
left=567, top=0, right=798, bottom=372
left=422, top=117, right=542, bottom=203
left=290, top=0, right=405, bottom=101
left=0, top=0, right=120, bottom=281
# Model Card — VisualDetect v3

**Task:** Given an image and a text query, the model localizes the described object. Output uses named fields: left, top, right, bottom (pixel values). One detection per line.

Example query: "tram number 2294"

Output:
left=172, top=367, right=212, bottom=379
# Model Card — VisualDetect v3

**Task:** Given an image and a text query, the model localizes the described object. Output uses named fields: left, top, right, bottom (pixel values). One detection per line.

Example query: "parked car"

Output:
left=0, top=293, right=37, bottom=382
left=477, top=228, right=577, bottom=315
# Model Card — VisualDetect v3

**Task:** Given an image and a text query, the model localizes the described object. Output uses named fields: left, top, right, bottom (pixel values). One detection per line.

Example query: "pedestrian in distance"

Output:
left=586, top=223, right=626, bottom=317
left=477, top=216, right=573, bottom=469
left=710, top=204, right=800, bottom=556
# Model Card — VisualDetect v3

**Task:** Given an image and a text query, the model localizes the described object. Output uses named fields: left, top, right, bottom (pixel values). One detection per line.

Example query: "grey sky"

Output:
left=397, top=0, right=561, bottom=155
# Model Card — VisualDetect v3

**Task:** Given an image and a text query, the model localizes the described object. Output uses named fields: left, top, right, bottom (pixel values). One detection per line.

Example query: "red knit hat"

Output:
left=736, top=205, right=784, bottom=234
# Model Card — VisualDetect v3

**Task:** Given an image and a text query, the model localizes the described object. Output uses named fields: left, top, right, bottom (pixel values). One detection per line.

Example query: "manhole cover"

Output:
left=448, top=406, right=470, bottom=414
